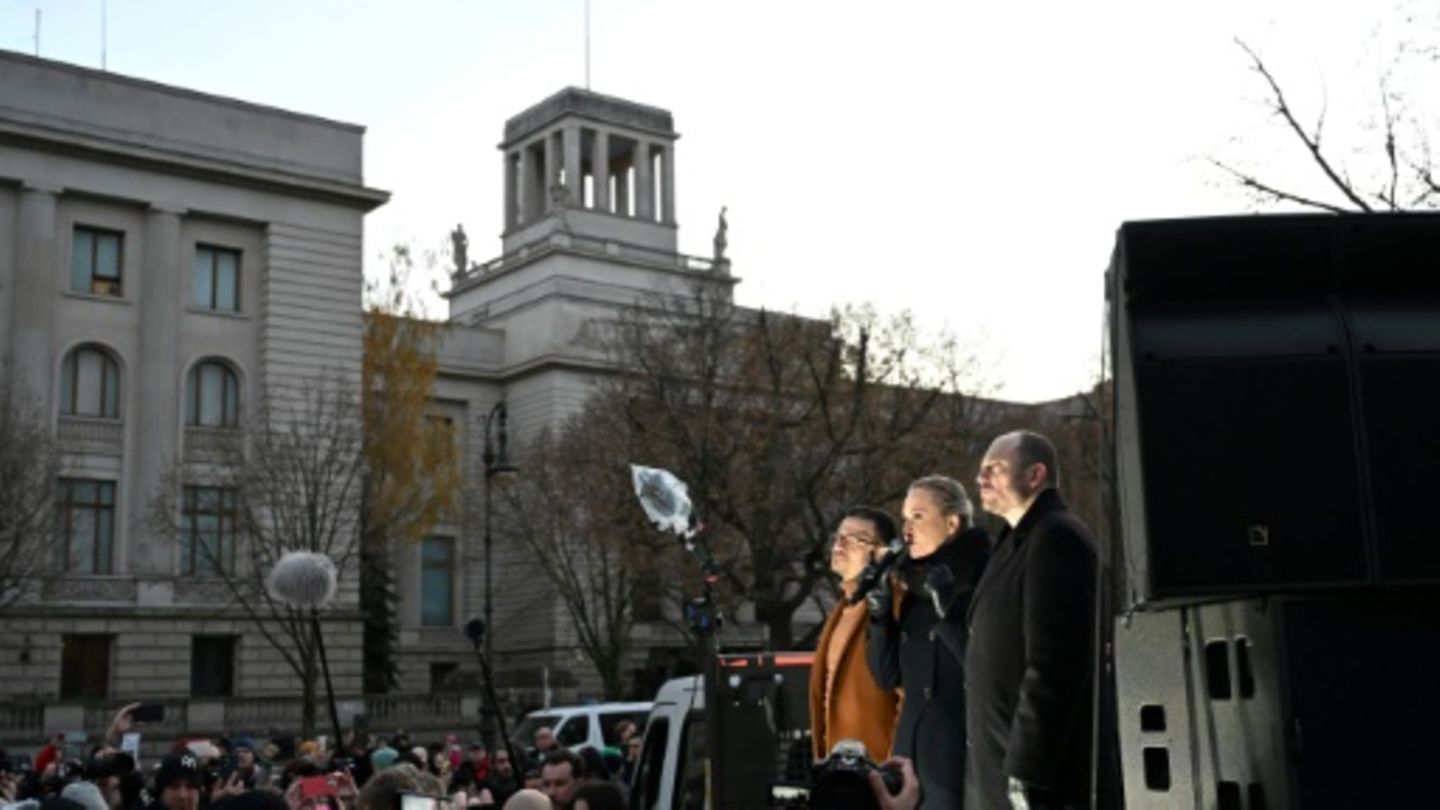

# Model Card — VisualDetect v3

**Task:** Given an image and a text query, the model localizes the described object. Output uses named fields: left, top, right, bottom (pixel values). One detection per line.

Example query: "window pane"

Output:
left=191, top=636, right=235, bottom=698
left=70, top=508, right=96, bottom=574
left=102, top=356, right=119, bottom=418
left=60, top=353, right=76, bottom=414
left=185, top=367, right=199, bottom=425
left=420, top=538, right=454, bottom=627
left=95, top=233, right=121, bottom=279
left=216, top=251, right=238, bottom=312
left=71, top=229, right=93, bottom=293
left=76, top=351, right=103, bottom=416
left=200, top=364, right=224, bottom=426
left=192, top=249, right=214, bottom=309
left=223, top=370, right=239, bottom=426
left=98, top=481, right=115, bottom=506
left=96, top=508, right=113, bottom=574
left=557, top=716, right=589, bottom=746
left=60, top=636, right=111, bottom=700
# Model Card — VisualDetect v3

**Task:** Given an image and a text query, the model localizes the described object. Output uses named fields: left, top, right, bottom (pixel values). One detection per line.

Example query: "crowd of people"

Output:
left=0, top=707, right=642, bottom=810
left=812, top=429, right=1100, bottom=810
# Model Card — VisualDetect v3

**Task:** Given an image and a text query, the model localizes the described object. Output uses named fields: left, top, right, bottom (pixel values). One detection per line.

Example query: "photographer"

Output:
left=865, top=476, right=989, bottom=808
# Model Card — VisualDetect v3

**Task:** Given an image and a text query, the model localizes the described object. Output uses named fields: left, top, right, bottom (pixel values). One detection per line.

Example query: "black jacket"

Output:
left=867, top=526, right=989, bottom=808
left=964, top=489, right=1097, bottom=808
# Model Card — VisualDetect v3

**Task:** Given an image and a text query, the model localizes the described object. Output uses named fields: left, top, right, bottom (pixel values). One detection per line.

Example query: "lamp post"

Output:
left=480, top=400, right=517, bottom=745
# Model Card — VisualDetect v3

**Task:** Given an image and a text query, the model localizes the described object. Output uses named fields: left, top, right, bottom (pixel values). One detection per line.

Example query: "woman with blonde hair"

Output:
left=866, top=475, right=990, bottom=808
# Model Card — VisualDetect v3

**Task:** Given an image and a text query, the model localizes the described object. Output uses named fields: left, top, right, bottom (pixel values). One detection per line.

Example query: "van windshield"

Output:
left=511, top=714, right=561, bottom=747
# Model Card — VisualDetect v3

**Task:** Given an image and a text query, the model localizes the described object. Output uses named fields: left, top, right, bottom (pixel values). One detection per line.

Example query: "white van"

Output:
left=627, top=676, right=707, bottom=810
left=511, top=701, right=653, bottom=756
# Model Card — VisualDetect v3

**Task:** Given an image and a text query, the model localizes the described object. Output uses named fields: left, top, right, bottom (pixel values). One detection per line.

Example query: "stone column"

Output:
left=518, top=147, right=534, bottom=225
left=503, top=151, right=518, bottom=232
left=10, top=183, right=60, bottom=405
left=634, top=140, right=654, bottom=221
left=613, top=153, right=630, bottom=216
left=563, top=126, right=582, bottom=207
left=127, top=204, right=185, bottom=576
left=542, top=132, right=557, bottom=214
left=591, top=129, right=610, bottom=213
left=661, top=144, right=676, bottom=225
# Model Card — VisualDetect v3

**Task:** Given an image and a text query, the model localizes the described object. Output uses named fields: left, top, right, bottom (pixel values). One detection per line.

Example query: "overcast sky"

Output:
left=2, top=1, right=1422, bottom=401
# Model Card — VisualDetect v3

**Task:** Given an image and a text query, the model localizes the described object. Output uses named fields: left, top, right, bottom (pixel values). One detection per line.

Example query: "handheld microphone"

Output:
left=847, top=539, right=908, bottom=605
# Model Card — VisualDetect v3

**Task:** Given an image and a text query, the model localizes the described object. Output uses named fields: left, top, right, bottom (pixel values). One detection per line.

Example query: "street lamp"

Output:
left=482, top=400, right=518, bottom=657
left=480, top=400, right=517, bottom=746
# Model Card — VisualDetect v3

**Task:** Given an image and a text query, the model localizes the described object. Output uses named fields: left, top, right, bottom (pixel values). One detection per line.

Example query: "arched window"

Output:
left=59, top=345, right=121, bottom=418
left=185, top=360, right=240, bottom=428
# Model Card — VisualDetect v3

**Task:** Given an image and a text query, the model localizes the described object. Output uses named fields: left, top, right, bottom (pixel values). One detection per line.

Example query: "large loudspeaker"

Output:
left=1115, top=595, right=1440, bottom=809
left=1111, top=214, right=1440, bottom=603
left=707, top=652, right=813, bottom=808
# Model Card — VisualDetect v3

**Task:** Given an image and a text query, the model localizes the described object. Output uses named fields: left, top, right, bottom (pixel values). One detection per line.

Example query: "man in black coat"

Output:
left=966, top=431, right=1097, bottom=810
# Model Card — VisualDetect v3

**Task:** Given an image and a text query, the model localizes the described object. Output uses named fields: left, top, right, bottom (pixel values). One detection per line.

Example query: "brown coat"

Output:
left=808, top=596, right=901, bottom=762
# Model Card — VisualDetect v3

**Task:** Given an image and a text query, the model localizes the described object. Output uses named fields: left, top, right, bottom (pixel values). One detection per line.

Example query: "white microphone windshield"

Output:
left=266, top=551, right=338, bottom=607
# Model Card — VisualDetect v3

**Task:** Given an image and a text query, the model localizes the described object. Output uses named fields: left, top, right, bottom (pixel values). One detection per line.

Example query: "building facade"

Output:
left=0, top=52, right=387, bottom=743
left=392, top=88, right=745, bottom=704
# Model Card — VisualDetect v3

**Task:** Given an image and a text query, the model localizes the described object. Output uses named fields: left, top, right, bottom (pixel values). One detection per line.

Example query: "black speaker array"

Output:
left=1111, top=214, right=1440, bottom=603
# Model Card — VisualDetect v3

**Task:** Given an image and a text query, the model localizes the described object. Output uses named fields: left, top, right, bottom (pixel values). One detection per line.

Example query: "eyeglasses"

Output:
left=831, top=532, right=880, bottom=550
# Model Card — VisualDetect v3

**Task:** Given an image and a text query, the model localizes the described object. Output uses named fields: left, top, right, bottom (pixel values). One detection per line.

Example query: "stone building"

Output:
left=390, top=87, right=742, bottom=703
left=0, top=51, right=386, bottom=742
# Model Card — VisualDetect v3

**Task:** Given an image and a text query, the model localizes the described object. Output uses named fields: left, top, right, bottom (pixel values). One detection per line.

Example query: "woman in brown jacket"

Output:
left=808, top=506, right=902, bottom=763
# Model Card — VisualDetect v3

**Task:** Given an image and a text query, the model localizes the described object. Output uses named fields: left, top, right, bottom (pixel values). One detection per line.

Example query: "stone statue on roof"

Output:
left=713, top=206, right=729, bottom=263
left=450, top=224, right=468, bottom=275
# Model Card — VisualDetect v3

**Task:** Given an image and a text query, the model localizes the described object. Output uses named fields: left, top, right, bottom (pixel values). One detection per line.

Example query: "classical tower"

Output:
left=500, top=86, right=679, bottom=254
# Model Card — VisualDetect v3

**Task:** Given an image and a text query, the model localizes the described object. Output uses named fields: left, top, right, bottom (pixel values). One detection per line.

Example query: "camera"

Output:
left=808, top=740, right=902, bottom=810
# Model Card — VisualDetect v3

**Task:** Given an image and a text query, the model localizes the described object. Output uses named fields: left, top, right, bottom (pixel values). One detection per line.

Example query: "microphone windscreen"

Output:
left=266, top=551, right=338, bottom=608
left=464, top=617, right=486, bottom=645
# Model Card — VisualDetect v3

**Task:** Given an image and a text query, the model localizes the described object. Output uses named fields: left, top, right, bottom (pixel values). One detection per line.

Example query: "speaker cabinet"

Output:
left=708, top=652, right=813, bottom=808
left=1115, top=595, right=1440, bottom=809
left=1112, top=214, right=1440, bottom=603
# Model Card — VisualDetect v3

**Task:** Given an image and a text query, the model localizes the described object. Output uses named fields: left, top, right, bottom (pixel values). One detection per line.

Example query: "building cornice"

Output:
left=0, top=119, right=390, bottom=212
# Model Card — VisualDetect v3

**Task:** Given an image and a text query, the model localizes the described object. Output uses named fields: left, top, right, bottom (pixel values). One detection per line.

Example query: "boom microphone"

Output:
left=266, top=551, right=338, bottom=608
left=464, top=617, right=487, bottom=648
left=847, top=539, right=908, bottom=605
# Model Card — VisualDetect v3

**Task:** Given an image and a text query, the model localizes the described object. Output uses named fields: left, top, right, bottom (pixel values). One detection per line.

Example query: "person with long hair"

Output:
left=866, top=476, right=990, bottom=807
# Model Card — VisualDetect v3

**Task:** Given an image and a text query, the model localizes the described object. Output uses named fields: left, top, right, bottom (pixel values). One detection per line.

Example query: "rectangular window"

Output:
left=56, top=479, right=116, bottom=575
left=429, top=662, right=458, bottom=692
left=182, top=486, right=238, bottom=576
left=190, top=636, right=236, bottom=698
left=60, top=635, right=111, bottom=700
left=70, top=226, right=124, bottom=297
left=192, top=245, right=241, bottom=312
left=420, top=537, right=455, bottom=627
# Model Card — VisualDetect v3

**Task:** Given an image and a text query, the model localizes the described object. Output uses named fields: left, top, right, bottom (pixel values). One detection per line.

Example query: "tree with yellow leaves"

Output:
left=360, top=245, right=461, bottom=693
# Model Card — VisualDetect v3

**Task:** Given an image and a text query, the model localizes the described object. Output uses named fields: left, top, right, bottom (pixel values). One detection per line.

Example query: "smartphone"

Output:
left=398, top=794, right=444, bottom=810
left=128, top=704, right=164, bottom=724
left=298, top=775, right=340, bottom=801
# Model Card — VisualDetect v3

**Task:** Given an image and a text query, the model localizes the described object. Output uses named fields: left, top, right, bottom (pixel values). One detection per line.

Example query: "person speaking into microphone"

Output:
left=808, top=506, right=903, bottom=764
left=866, top=475, right=990, bottom=808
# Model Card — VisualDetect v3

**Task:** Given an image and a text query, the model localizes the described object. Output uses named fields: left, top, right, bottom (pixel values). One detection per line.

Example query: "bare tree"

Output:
left=152, top=375, right=363, bottom=737
left=495, top=425, right=647, bottom=699
left=1215, top=9, right=1440, bottom=211
left=562, top=282, right=1001, bottom=650
left=0, top=369, right=61, bottom=610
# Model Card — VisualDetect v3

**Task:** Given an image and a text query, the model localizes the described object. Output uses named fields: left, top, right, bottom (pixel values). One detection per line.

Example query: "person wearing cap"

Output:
left=230, top=742, right=266, bottom=791
left=149, top=754, right=201, bottom=810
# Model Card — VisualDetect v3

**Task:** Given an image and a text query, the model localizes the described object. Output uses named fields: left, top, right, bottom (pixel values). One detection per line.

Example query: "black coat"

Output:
left=867, top=526, right=990, bottom=808
left=964, top=489, right=1097, bottom=808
